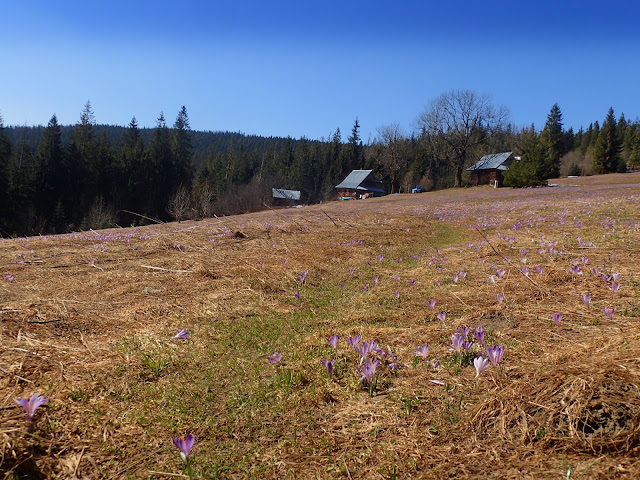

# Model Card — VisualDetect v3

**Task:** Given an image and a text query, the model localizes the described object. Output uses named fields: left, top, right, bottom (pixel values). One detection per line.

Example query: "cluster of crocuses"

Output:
left=448, top=326, right=504, bottom=377
left=320, top=334, right=398, bottom=396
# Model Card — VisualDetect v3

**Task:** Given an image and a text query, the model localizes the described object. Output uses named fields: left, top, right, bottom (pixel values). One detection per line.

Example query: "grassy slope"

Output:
left=2, top=174, right=640, bottom=479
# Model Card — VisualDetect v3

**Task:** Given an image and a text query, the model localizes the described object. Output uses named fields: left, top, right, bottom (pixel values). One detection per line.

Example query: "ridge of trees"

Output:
left=1, top=93, right=640, bottom=237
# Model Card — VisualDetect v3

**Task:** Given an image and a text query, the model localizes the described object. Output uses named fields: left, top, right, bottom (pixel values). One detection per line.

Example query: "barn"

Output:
left=272, top=188, right=302, bottom=207
left=335, top=170, right=385, bottom=199
left=466, top=152, right=514, bottom=187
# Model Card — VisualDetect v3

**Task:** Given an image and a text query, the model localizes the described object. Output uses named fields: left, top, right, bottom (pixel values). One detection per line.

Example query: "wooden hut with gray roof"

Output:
left=335, top=170, right=385, bottom=199
left=466, top=152, right=514, bottom=187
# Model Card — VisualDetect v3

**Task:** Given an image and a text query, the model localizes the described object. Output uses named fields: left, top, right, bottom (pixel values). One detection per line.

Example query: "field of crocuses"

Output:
left=2, top=173, right=640, bottom=479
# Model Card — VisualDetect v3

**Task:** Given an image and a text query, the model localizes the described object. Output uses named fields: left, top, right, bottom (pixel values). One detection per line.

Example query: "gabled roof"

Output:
left=272, top=188, right=301, bottom=200
left=335, top=170, right=385, bottom=193
left=466, top=152, right=513, bottom=171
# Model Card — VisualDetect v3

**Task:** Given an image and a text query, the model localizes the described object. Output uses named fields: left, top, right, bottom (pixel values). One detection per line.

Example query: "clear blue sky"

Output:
left=2, top=1, right=640, bottom=141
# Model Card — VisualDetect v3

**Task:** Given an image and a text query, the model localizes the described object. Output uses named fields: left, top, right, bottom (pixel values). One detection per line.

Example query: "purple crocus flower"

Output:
left=173, top=328, right=188, bottom=340
left=521, top=267, right=530, bottom=277
left=496, top=268, right=506, bottom=278
left=172, top=433, right=195, bottom=461
left=569, top=264, right=579, bottom=275
left=413, top=343, right=429, bottom=360
left=458, top=326, right=471, bottom=338
left=294, top=291, right=300, bottom=299
left=436, top=312, right=446, bottom=325
left=357, top=357, right=379, bottom=386
left=4, top=274, right=14, bottom=282
left=393, top=290, right=400, bottom=299
left=486, top=345, right=505, bottom=367
left=267, top=352, right=282, bottom=363
left=610, top=282, right=620, bottom=294
left=428, top=299, right=436, bottom=310
left=552, top=313, right=562, bottom=325
left=321, top=359, right=335, bottom=376
left=474, top=357, right=491, bottom=377
left=297, top=270, right=308, bottom=284
left=347, top=335, right=362, bottom=349
left=603, top=306, right=614, bottom=320
left=373, top=276, right=379, bottom=284
left=16, top=394, right=48, bottom=422
left=534, top=266, right=544, bottom=274
left=450, top=333, right=464, bottom=353
left=496, top=293, right=504, bottom=303
left=377, top=254, right=384, bottom=263
left=581, top=294, right=591, bottom=308
left=408, top=279, right=416, bottom=287
left=327, top=334, right=339, bottom=350
left=473, top=326, right=485, bottom=344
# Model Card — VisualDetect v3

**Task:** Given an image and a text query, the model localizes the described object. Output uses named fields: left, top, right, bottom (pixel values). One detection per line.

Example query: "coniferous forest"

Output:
left=1, top=96, right=640, bottom=237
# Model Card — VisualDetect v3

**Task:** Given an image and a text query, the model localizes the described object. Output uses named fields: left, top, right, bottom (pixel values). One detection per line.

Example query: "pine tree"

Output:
left=593, top=107, right=622, bottom=174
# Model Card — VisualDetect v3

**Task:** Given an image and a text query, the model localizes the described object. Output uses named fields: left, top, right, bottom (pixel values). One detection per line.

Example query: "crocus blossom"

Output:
left=450, top=333, right=464, bottom=353
left=436, top=312, right=446, bottom=325
left=486, top=345, right=505, bottom=367
left=173, top=328, right=188, bottom=340
left=173, top=433, right=195, bottom=461
left=473, top=326, right=485, bottom=344
left=603, top=306, right=614, bottom=320
left=267, top=352, right=282, bottom=364
left=581, top=294, right=591, bottom=308
left=552, top=313, right=562, bottom=325
left=16, top=394, right=48, bottom=422
left=327, top=334, right=339, bottom=350
left=458, top=326, right=471, bottom=338
left=347, top=335, right=362, bottom=349
left=413, top=343, right=429, bottom=360
left=428, top=299, right=436, bottom=310
left=474, top=357, right=491, bottom=377
left=321, top=359, right=335, bottom=376
left=357, top=358, right=380, bottom=386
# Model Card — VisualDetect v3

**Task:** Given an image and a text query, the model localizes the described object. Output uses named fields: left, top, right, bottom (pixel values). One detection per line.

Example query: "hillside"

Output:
left=2, top=174, right=640, bottom=479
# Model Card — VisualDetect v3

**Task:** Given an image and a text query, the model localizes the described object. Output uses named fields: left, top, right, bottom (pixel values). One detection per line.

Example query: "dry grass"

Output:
left=2, top=174, right=640, bottom=479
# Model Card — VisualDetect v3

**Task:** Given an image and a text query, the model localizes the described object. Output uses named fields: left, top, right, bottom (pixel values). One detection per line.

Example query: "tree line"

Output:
left=1, top=93, right=639, bottom=237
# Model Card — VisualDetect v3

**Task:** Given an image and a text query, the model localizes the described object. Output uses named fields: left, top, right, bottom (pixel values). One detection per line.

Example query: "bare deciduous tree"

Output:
left=416, top=90, right=510, bottom=187
left=376, top=123, right=410, bottom=193
left=167, top=185, right=192, bottom=222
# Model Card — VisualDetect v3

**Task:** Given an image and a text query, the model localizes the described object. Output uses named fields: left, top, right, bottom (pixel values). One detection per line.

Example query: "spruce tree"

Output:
left=593, top=107, right=622, bottom=174
left=540, top=103, right=564, bottom=178
left=0, top=114, right=13, bottom=232
left=172, top=106, right=193, bottom=188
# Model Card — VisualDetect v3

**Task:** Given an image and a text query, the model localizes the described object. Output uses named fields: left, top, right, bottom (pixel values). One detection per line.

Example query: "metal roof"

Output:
left=272, top=188, right=301, bottom=200
left=335, top=170, right=385, bottom=193
left=466, top=152, right=513, bottom=171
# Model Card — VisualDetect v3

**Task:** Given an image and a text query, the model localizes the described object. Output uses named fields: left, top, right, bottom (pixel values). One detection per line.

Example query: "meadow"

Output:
left=2, top=173, right=640, bottom=479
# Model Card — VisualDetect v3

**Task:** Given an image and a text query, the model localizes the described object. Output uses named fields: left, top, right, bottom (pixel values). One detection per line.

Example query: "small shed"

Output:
left=467, top=152, right=514, bottom=187
left=272, top=188, right=302, bottom=207
left=335, top=170, right=385, bottom=199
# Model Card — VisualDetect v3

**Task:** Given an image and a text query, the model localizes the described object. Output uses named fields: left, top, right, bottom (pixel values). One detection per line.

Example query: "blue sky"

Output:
left=2, top=1, right=640, bottom=141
